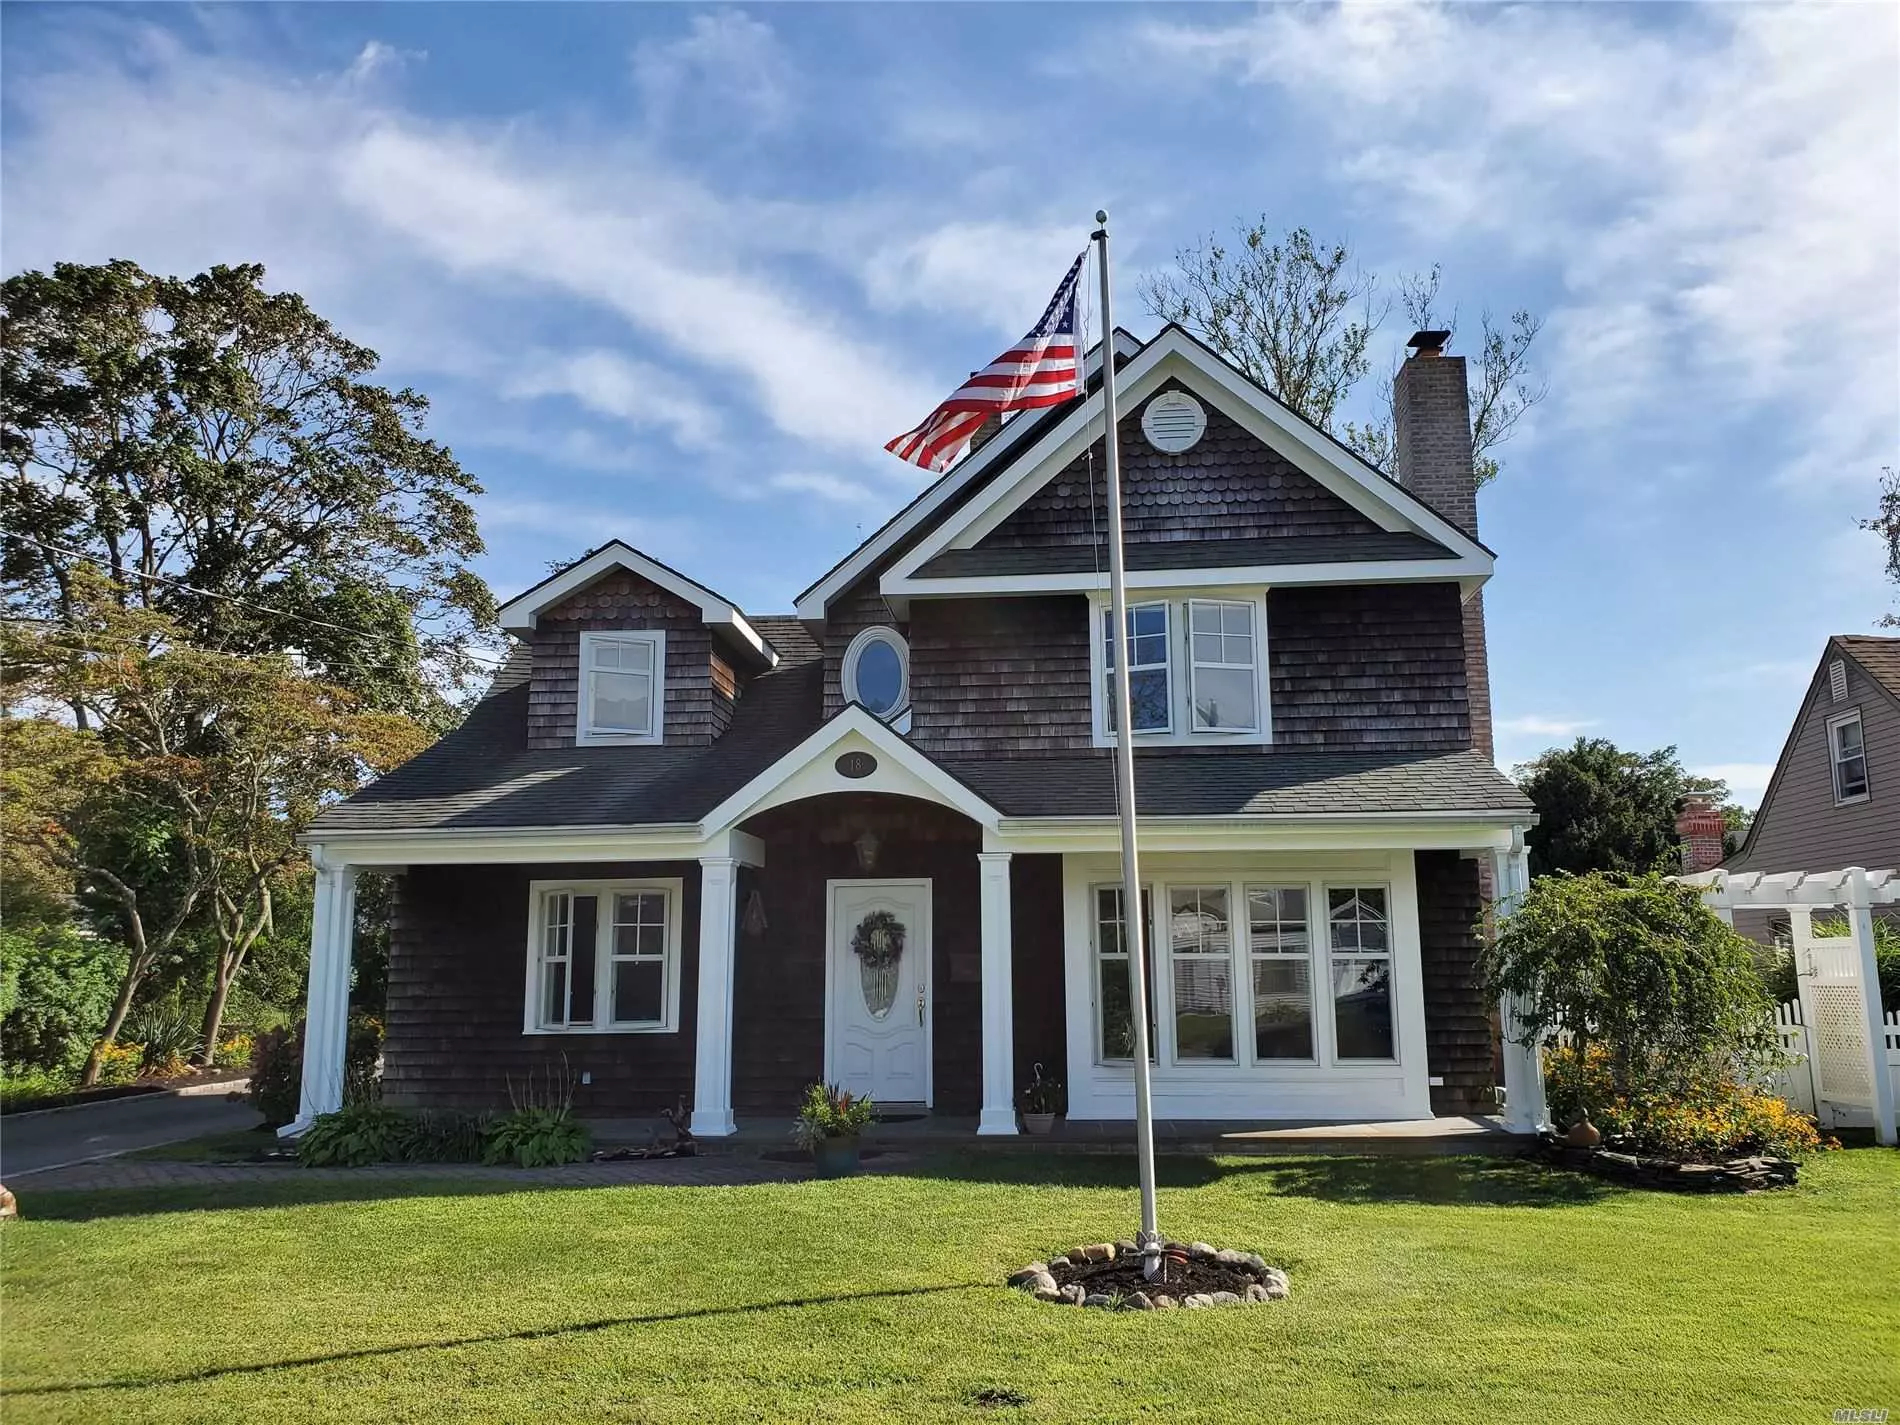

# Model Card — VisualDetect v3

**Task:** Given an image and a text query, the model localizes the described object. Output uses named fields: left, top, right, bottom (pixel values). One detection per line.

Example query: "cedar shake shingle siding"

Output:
left=908, top=595, right=1094, bottom=757
left=1728, top=641, right=1900, bottom=876
left=1414, top=850, right=1494, bottom=1115
left=526, top=569, right=722, bottom=750
left=1269, top=583, right=1471, bottom=751
left=382, top=861, right=702, bottom=1113
left=823, top=579, right=906, bottom=720
left=982, top=380, right=1386, bottom=550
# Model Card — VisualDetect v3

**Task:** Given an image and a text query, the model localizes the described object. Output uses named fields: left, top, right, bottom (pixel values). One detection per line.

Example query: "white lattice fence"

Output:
left=1771, top=1002, right=1815, bottom=1115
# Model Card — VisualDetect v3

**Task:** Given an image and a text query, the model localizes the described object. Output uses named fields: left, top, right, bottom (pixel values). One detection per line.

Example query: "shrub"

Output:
left=95, top=1040, right=143, bottom=1086
left=1484, top=870, right=1781, bottom=1113
left=215, top=1031, right=255, bottom=1069
left=1, top=1065, right=77, bottom=1111
left=791, top=1081, right=875, bottom=1149
left=247, top=1015, right=384, bottom=1128
left=1020, top=1062, right=1064, bottom=1115
left=0, top=925, right=128, bottom=1073
left=1545, top=1044, right=1828, bottom=1160
left=297, top=1102, right=414, bottom=1167
left=482, top=1106, right=591, bottom=1167
left=122, top=1006, right=203, bottom=1072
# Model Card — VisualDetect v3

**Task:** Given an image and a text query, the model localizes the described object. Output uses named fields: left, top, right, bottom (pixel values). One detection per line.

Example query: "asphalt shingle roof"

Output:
left=939, top=750, right=1532, bottom=819
left=1838, top=635, right=1900, bottom=703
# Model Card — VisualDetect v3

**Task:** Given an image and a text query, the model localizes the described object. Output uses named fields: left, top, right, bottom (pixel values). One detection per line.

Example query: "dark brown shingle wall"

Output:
left=1415, top=850, right=1494, bottom=1115
left=1269, top=584, right=1472, bottom=751
left=908, top=596, right=1095, bottom=757
left=823, top=579, right=906, bottom=720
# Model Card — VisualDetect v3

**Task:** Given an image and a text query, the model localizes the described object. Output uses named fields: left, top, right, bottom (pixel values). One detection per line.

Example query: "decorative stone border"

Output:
left=1008, top=1239, right=1290, bottom=1310
left=1528, top=1132, right=1798, bottom=1192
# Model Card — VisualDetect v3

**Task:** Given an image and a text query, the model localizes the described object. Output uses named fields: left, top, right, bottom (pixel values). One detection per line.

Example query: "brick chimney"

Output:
left=1394, top=330, right=1491, bottom=757
left=1675, top=793, right=1727, bottom=875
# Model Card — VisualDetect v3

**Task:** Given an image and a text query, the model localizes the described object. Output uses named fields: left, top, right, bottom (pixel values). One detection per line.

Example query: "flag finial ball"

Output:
left=1095, top=209, right=1108, bottom=225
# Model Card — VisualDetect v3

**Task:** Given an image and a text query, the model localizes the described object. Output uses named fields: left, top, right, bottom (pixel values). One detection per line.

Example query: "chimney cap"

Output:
left=1406, top=329, right=1452, bottom=356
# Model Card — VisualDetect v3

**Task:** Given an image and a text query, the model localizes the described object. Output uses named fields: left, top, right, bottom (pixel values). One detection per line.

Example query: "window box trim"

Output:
left=1088, top=589, right=1271, bottom=749
left=522, top=877, right=684, bottom=1035
left=577, top=630, right=667, bottom=747
left=1826, top=708, right=1871, bottom=806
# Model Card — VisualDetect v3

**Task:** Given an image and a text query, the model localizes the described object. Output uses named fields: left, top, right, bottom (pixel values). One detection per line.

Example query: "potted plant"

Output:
left=1020, top=1061, right=1063, bottom=1135
left=793, top=1082, right=875, bottom=1177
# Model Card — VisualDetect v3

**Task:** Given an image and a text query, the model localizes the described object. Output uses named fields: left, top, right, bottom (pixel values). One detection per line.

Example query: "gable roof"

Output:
left=497, top=540, right=778, bottom=667
left=881, top=325, right=1492, bottom=598
left=793, top=329, right=1146, bottom=620
left=1724, top=633, right=1900, bottom=869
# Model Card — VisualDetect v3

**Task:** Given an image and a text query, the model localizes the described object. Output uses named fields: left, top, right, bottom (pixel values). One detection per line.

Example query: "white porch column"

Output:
left=977, top=851, right=1018, bottom=1135
left=691, top=855, right=740, bottom=1137
left=1847, top=870, right=1899, bottom=1147
left=1493, top=834, right=1548, bottom=1134
left=280, top=851, right=357, bottom=1138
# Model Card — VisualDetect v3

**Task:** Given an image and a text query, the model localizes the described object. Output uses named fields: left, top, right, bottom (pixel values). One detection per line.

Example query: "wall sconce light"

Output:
left=742, top=888, right=768, bottom=937
left=854, top=827, right=881, bottom=872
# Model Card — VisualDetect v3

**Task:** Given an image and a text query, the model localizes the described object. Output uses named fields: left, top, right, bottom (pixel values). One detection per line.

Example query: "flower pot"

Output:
left=1022, top=1112, right=1057, bottom=1136
left=1564, top=1116, right=1602, bottom=1148
left=812, top=1134, right=862, bottom=1178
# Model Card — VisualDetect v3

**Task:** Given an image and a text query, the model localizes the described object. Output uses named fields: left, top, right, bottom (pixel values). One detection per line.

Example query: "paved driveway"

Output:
left=1, top=1091, right=263, bottom=1178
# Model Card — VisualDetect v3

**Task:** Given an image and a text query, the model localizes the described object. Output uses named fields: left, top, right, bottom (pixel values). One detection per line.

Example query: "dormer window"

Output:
left=843, top=626, right=910, bottom=720
left=578, top=631, right=666, bottom=746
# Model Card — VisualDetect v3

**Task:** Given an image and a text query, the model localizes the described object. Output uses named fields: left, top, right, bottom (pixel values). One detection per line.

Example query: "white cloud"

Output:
left=766, top=471, right=885, bottom=509
left=506, top=349, right=722, bottom=451
left=630, top=10, right=792, bottom=131
left=861, top=221, right=1089, bottom=336
left=1497, top=714, right=1599, bottom=739
left=1134, top=3, right=1900, bottom=492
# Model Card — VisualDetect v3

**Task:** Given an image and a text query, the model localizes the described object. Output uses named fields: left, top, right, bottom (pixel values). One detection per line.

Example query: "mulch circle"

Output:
left=1055, top=1254, right=1254, bottom=1299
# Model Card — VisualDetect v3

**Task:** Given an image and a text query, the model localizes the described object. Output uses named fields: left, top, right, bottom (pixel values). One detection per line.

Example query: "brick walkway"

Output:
left=15, top=1151, right=915, bottom=1193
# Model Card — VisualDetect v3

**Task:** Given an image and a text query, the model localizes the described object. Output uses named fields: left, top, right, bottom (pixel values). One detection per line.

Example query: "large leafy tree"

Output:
left=3, top=576, right=424, bottom=1079
left=1, top=259, right=497, bottom=728
left=1141, top=224, right=1544, bottom=485
left=1516, top=737, right=1748, bottom=879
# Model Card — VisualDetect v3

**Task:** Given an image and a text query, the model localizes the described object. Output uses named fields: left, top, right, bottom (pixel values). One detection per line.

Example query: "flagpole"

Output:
left=1091, top=210, right=1161, bottom=1282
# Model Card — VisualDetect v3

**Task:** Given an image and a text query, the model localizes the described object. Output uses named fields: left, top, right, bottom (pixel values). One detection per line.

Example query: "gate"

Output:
left=1791, top=912, right=1879, bottom=1127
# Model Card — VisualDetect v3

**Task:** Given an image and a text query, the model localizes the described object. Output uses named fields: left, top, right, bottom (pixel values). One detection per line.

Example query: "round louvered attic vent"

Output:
left=1140, top=391, right=1207, bottom=454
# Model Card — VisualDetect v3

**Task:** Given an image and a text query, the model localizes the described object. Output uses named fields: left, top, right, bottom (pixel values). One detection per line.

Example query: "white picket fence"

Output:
left=1772, top=999, right=1900, bottom=1127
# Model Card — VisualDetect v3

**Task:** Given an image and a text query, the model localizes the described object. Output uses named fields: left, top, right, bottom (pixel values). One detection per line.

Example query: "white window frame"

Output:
left=1187, top=598, right=1261, bottom=733
left=1090, top=883, right=1156, bottom=1063
left=841, top=624, right=911, bottom=720
left=1099, top=600, right=1174, bottom=737
left=1245, top=883, right=1317, bottom=1064
left=577, top=630, right=666, bottom=746
left=1827, top=708, right=1870, bottom=805
left=1162, top=883, right=1240, bottom=1063
left=523, top=878, right=683, bottom=1034
left=1324, top=884, right=1398, bottom=1063
left=1089, top=589, right=1271, bottom=748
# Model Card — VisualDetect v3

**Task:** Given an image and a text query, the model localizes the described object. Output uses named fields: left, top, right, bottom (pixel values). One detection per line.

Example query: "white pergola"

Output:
left=1680, top=866, right=1898, bottom=1147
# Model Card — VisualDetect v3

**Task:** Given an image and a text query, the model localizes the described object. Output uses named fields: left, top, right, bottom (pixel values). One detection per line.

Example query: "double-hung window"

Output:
left=1168, top=886, right=1234, bottom=1060
left=1102, top=603, right=1172, bottom=733
left=1093, top=592, right=1267, bottom=745
left=1092, top=886, right=1156, bottom=1061
left=578, top=631, right=665, bottom=745
left=1327, top=888, right=1394, bottom=1060
left=1828, top=710, right=1870, bottom=803
left=1247, top=886, right=1313, bottom=1060
left=529, top=880, right=680, bottom=1033
left=1188, top=599, right=1259, bottom=732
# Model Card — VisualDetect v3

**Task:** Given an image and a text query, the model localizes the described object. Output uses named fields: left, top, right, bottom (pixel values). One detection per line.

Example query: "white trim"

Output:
left=498, top=540, right=776, bottom=666
left=1827, top=707, right=1871, bottom=805
left=1060, top=849, right=1433, bottom=1121
left=691, top=856, right=740, bottom=1136
left=700, top=704, right=1002, bottom=834
left=793, top=332, right=1144, bottom=621
left=977, top=852, right=1017, bottom=1134
left=577, top=630, right=666, bottom=747
left=521, top=877, right=685, bottom=1035
left=280, top=857, right=357, bottom=1138
left=1088, top=588, right=1272, bottom=748
left=1098, top=597, right=1174, bottom=737
left=884, top=332, right=1492, bottom=592
left=883, top=558, right=1492, bottom=601
left=841, top=625, right=911, bottom=720
left=823, top=878, right=934, bottom=1107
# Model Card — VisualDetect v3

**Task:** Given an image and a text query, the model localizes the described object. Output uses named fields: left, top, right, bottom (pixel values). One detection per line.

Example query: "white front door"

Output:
left=827, top=879, right=932, bottom=1105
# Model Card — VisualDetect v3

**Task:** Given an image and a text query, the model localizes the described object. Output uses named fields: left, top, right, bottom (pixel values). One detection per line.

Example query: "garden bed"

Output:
left=1009, top=1240, right=1290, bottom=1310
left=1527, top=1132, right=1798, bottom=1191
left=0, top=1067, right=249, bottom=1117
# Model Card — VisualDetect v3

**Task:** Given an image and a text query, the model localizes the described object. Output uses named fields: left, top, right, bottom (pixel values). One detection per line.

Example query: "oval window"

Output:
left=844, top=627, right=909, bottom=719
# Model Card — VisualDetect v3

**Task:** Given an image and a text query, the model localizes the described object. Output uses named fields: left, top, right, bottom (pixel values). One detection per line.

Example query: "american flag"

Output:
left=885, top=252, right=1087, bottom=473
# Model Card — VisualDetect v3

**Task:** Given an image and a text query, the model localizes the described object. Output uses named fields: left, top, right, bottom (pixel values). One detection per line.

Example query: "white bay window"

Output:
left=1091, top=590, right=1269, bottom=747
left=527, top=879, right=681, bottom=1034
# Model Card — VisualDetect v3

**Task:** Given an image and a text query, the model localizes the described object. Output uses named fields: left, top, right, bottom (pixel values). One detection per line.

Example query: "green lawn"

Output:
left=4, top=1150, right=1897, bottom=1424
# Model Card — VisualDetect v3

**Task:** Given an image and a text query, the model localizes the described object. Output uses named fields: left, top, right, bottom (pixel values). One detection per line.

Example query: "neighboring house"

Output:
left=1719, top=634, right=1900, bottom=893
left=293, top=325, right=1535, bottom=1138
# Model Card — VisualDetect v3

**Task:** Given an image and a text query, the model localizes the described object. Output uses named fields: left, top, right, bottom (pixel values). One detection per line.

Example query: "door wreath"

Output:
left=852, top=909, right=906, bottom=1018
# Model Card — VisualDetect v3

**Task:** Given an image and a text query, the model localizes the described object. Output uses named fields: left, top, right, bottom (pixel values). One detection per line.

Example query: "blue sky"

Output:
left=4, top=3, right=1896, bottom=803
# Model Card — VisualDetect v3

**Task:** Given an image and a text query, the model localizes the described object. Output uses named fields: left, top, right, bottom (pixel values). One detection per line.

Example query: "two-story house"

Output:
left=289, top=325, right=1536, bottom=1138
